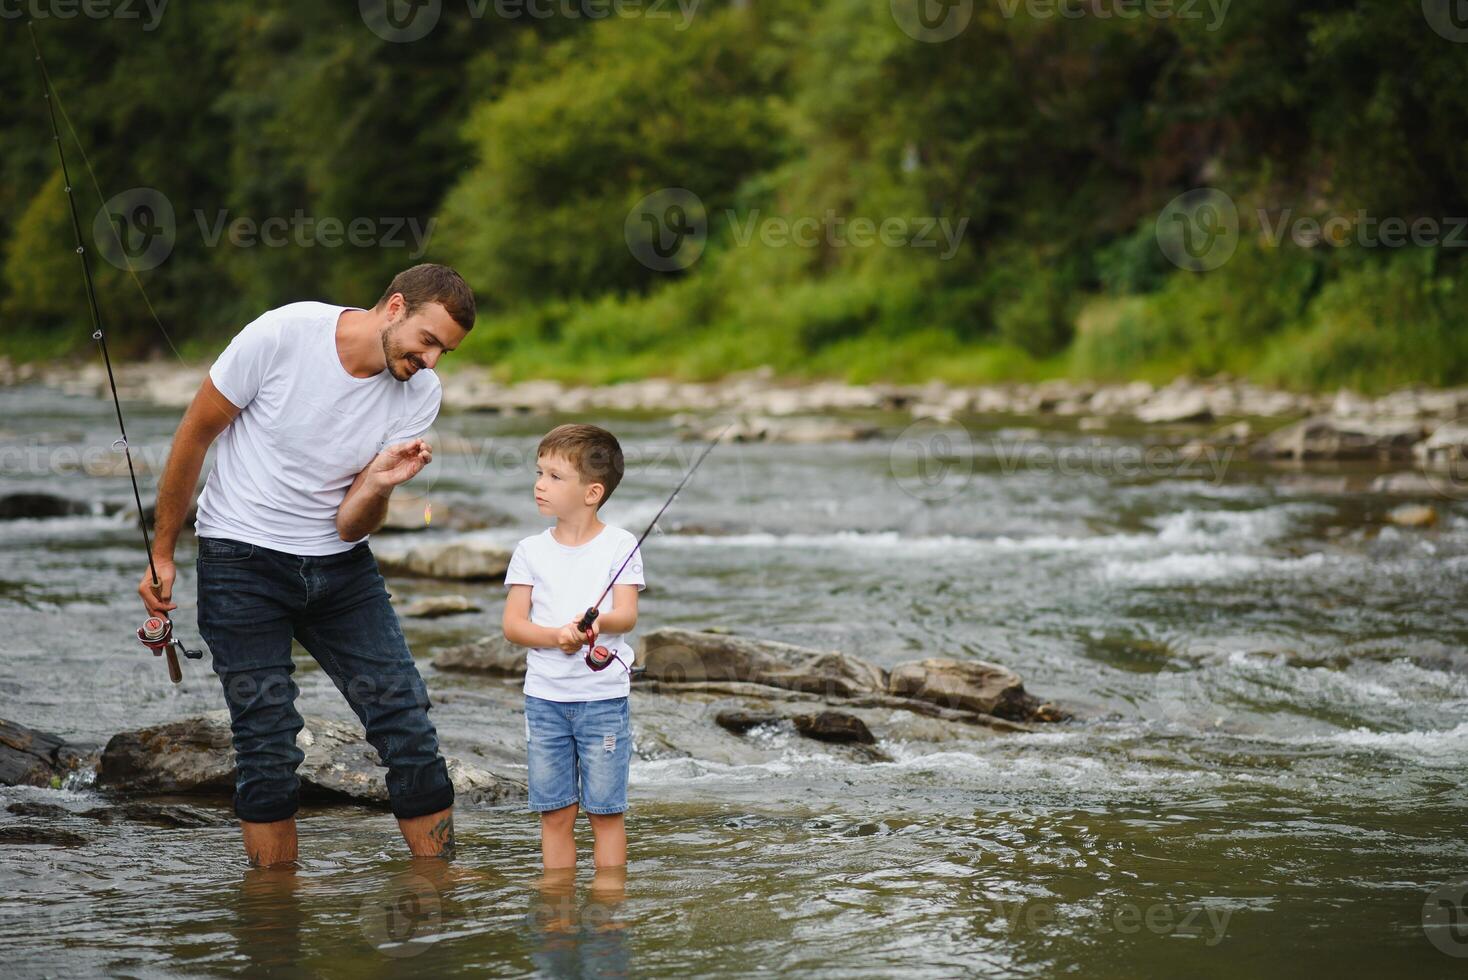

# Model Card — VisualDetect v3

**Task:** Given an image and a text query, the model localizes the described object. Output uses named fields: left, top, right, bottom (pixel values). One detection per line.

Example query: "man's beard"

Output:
left=381, top=332, right=420, bottom=382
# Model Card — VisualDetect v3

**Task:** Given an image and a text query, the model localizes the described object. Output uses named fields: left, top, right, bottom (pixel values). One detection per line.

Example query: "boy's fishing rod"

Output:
left=29, top=22, right=202, bottom=683
left=578, top=420, right=736, bottom=673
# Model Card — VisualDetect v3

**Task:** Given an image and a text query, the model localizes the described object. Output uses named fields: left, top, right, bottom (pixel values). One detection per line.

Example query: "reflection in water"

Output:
left=528, top=866, right=631, bottom=979
left=237, top=866, right=305, bottom=976
left=357, top=866, right=445, bottom=962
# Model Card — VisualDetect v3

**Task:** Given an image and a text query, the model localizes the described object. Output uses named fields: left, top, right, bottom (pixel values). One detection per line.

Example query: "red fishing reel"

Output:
left=137, top=616, right=203, bottom=685
left=576, top=607, right=619, bottom=672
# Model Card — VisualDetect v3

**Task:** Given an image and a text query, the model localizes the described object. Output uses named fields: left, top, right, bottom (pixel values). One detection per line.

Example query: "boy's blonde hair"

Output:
left=537, top=424, right=624, bottom=507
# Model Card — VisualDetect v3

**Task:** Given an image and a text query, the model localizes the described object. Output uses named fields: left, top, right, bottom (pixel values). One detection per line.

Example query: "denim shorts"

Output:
left=525, top=695, right=631, bottom=814
left=195, top=535, right=454, bottom=823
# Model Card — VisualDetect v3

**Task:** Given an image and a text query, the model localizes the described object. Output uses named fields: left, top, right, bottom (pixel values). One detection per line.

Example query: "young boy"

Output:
left=502, top=423, right=644, bottom=869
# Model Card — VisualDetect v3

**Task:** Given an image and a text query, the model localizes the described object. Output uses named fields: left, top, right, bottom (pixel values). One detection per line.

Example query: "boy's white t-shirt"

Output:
left=505, top=525, right=646, bottom=702
left=194, top=301, right=441, bottom=556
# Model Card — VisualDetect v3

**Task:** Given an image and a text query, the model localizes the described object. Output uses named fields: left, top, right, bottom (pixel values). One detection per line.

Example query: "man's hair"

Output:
left=376, top=263, right=476, bottom=331
left=537, top=424, right=625, bottom=507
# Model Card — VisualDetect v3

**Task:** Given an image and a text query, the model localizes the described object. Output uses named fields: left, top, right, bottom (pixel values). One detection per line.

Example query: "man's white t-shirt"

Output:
left=504, top=525, right=646, bottom=702
left=194, top=301, right=441, bottom=556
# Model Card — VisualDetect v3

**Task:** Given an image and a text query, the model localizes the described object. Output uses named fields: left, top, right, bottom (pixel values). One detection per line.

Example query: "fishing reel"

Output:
left=576, top=607, right=617, bottom=672
left=575, top=607, right=644, bottom=678
left=137, top=616, right=203, bottom=685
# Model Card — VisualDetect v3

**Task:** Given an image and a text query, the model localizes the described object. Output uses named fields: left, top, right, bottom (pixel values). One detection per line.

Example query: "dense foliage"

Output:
left=3, top=0, right=1464, bottom=391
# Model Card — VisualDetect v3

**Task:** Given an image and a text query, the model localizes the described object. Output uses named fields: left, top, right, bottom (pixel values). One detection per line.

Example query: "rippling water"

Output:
left=2, top=381, right=1466, bottom=976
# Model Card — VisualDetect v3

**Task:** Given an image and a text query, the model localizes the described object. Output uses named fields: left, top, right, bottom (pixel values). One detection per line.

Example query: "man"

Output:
left=138, top=263, right=474, bottom=867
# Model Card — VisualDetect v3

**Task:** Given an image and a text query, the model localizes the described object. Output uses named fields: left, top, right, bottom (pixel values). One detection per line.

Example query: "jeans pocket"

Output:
left=197, top=536, right=255, bottom=564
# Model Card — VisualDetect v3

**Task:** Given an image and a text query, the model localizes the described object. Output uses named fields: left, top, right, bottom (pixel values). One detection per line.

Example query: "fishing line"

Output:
left=28, top=22, right=202, bottom=683
left=578, top=419, right=736, bottom=674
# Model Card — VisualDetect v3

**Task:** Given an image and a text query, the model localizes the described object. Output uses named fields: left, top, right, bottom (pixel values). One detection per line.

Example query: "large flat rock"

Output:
left=0, top=718, right=94, bottom=787
left=887, top=658, right=1042, bottom=721
left=434, top=634, right=526, bottom=676
left=374, top=539, right=512, bottom=581
left=638, top=628, right=888, bottom=698
left=96, top=712, right=524, bottom=807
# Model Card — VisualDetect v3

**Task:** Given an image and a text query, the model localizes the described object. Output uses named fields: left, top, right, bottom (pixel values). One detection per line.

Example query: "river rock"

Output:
left=1134, top=387, right=1214, bottom=424
left=80, top=802, right=232, bottom=828
left=791, top=711, right=876, bottom=745
left=680, top=415, right=880, bottom=444
left=0, top=826, right=88, bottom=847
left=1387, top=504, right=1438, bottom=528
left=8, top=801, right=69, bottom=819
left=887, top=658, right=1042, bottom=722
left=0, top=718, right=93, bottom=787
left=639, top=628, right=888, bottom=698
left=1414, top=420, right=1468, bottom=470
left=374, top=539, right=512, bottom=581
left=399, top=595, right=482, bottom=618
left=713, top=709, right=784, bottom=734
left=1252, top=415, right=1425, bottom=461
left=1369, top=472, right=1439, bottom=495
left=433, top=635, right=526, bottom=676
left=1087, top=381, right=1156, bottom=416
left=759, top=651, right=890, bottom=700
left=1180, top=421, right=1252, bottom=461
left=142, top=367, right=209, bottom=408
left=0, top=492, right=94, bottom=520
left=713, top=707, right=876, bottom=746
left=96, top=712, right=524, bottom=807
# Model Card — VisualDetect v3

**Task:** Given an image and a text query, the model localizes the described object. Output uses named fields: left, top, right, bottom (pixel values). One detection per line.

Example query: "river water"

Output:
left=1, top=381, right=1466, bottom=977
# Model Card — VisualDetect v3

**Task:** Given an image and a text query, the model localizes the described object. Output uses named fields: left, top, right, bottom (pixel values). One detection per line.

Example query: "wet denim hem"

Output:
left=234, top=792, right=300, bottom=824
left=390, top=780, right=456, bottom=820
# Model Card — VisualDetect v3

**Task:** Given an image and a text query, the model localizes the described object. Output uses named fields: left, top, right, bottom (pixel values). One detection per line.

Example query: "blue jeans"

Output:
left=195, top=536, right=454, bottom=823
left=525, top=695, right=631, bottom=814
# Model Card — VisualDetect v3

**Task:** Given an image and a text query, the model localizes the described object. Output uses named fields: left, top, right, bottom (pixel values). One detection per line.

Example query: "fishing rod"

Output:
left=578, top=420, right=736, bottom=674
left=29, top=22, right=202, bottom=684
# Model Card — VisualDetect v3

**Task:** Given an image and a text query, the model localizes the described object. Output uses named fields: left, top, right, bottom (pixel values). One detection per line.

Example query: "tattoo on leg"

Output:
left=429, top=814, right=456, bottom=858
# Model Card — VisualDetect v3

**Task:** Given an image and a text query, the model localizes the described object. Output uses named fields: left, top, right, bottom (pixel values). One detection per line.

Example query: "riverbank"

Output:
left=11, top=353, right=1468, bottom=420
left=8, top=356, right=1468, bottom=487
